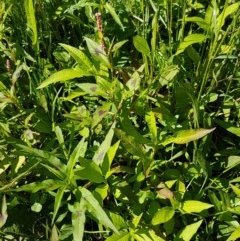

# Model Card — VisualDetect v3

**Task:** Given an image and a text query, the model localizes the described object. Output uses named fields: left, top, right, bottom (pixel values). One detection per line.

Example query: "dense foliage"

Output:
left=0, top=0, right=240, bottom=240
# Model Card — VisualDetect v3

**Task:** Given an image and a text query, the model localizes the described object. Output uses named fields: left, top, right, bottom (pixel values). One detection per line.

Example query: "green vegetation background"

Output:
left=0, top=0, right=240, bottom=240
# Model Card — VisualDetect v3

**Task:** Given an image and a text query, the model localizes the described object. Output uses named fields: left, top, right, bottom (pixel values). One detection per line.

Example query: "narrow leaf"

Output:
left=24, top=0, right=37, bottom=46
left=181, top=200, right=213, bottom=213
left=93, top=122, right=115, bottom=165
left=185, top=17, right=211, bottom=32
left=217, top=3, right=239, bottom=31
left=67, top=137, right=86, bottom=180
left=91, top=103, right=112, bottom=129
left=133, top=35, right=150, bottom=55
left=151, top=207, right=175, bottom=225
left=38, top=69, right=87, bottom=89
left=0, top=196, right=8, bottom=228
left=59, top=43, right=95, bottom=73
left=161, top=128, right=215, bottom=146
left=105, top=3, right=124, bottom=31
left=114, top=128, right=146, bottom=159
left=72, top=199, right=86, bottom=241
left=74, top=158, right=104, bottom=183
left=79, top=187, right=118, bottom=233
left=175, top=34, right=208, bottom=55
left=52, top=185, right=67, bottom=224
left=85, top=37, right=111, bottom=68
left=11, top=179, right=64, bottom=193
left=145, top=111, right=157, bottom=143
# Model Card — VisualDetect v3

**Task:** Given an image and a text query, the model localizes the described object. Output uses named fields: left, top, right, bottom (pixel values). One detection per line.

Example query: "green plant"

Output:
left=0, top=0, right=240, bottom=240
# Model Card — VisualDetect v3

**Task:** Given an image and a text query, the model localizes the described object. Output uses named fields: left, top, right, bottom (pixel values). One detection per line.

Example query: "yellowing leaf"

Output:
left=161, top=128, right=215, bottom=146
left=181, top=200, right=213, bottom=213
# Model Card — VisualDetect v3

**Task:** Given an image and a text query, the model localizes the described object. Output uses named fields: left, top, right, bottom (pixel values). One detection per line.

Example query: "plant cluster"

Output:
left=0, top=0, right=240, bottom=240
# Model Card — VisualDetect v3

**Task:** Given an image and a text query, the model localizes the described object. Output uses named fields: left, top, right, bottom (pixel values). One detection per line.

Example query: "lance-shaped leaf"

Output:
left=9, top=179, right=64, bottom=193
left=175, top=220, right=203, bottom=241
left=52, top=184, right=68, bottom=224
left=91, top=103, right=112, bottom=129
left=74, top=158, right=104, bottom=183
left=85, top=37, right=111, bottom=68
left=59, top=43, right=95, bottom=74
left=93, top=122, right=115, bottom=165
left=38, top=69, right=88, bottom=89
left=175, top=34, right=208, bottom=55
left=67, top=137, right=87, bottom=180
left=0, top=196, right=8, bottom=228
left=71, top=199, right=86, bottom=241
left=24, top=0, right=37, bottom=46
left=181, top=200, right=213, bottom=213
left=79, top=187, right=118, bottom=233
left=161, top=128, right=215, bottom=146
left=105, top=3, right=124, bottom=31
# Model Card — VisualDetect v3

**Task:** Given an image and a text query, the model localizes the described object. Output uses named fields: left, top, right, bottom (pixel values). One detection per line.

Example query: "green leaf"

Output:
left=11, top=179, right=64, bottom=193
left=52, top=185, right=67, bottom=224
left=105, top=231, right=130, bottom=241
left=217, top=3, right=239, bottom=32
left=59, top=43, right=95, bottom=74
left=184, top=17, right=211, bottom=32
left=24, top=0, right=37, bottom=46
left=230, top=184, right=240, bottom=198
left=175, top=34, right=208, bottom=55
left=67, top=137, right=86, bottom=180
left=76, top=83, right=107, bottom=97
left=120, top=107, right=151, bottom=145
left=133, top=35, right=150, bottom=55
left=102, top=140, right=120, bottom=176
left=50, top=224, right=59, bottom=241
left=227, top=226, right=240, bottom=241
left=161, top=128, right=215, bottom=146
left=72, top=199, right=86, bottom=241
left=145, top=111, right=158, bottom=143
left=175, top=220, right=203, bottom=241
left=74, top=158, right=104, bottom=183
left=181, top=200, right=213, bottom=213
left=0, top=196, right=8, bottom=228
left=85, top=37, right=111, bottom=68
left=15, top=144, right=67, bottom=178
left=38, top=69, right=87, bottom=89
left=105, top=3, right=124, bottom=31
left=79, top=187, right=118, bottom=233
left=214, top=119, right=240, bottom=137
left=151, top=207, right=175, bottom=225
left=111, top=40, right=128, bottom=52
left=114, top=128, right=147, bottom=160
left=55, top=126, right=68, bottom=158
left=135, top=229, right=165, bottom=241
left=93, top=122, right=115, bottom=165
left=91, top=103, right=112, bottom=129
